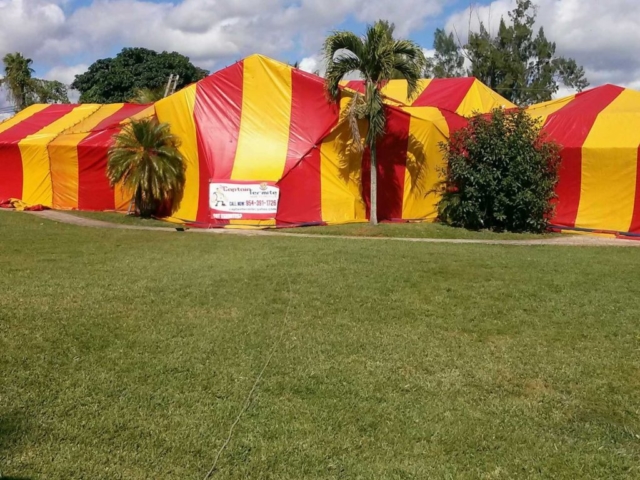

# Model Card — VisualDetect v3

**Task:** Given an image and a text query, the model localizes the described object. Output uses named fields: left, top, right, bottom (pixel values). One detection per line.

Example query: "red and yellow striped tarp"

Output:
left=0, top=56, right=469, bottom=227
left=0, top=103, right=153, bottom=210
left=341, top=78, right=515, bottom=116
left=527, top=84, right=640, bottom=236
left=155, top=54, right=342, bottom=227
left=155, top=54, right=469, bottom=227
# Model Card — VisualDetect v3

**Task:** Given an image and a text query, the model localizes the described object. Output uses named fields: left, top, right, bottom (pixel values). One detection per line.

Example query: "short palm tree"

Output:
left=129, top=87, right=165, bottom=104
left=1, top=52, right=35, bottom=111
left=107, top=118, right=186, bottom=218
left=324, top=20, right=425, bottom=225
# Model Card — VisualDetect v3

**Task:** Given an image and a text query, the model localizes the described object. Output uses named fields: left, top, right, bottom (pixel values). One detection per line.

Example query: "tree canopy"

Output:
left=424, top=29, right=465, bottom=78
left=427, top=0, right=588, bottom=105
left=72, top=48, right=209, bottom=103
left=1, top=52, right=70, bottom=111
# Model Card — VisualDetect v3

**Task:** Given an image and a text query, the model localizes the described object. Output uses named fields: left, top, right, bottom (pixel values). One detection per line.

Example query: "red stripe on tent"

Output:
left=376, top=107, right=411, bottom=221
left=77, top=104, right=149, bottom=210
left=542, top=85, right=623, bottom=228
left=412, top=78, right=475, bottom=110
left=195, top=142, right=212, bottom=224
left=283, top=69, right=340, bottom=176
left=0, top=104, right=74, bottom=202
left=345, top=81, right=365, bottom=94
left=276, top=146, right=322, bottom=226
left=194, top=61, right=244, bottom=181
left=439, top=109, right=468, bottom=134
left=193, top=62, right=244, bottom=224
left=629, top=145, right=640, bottom=234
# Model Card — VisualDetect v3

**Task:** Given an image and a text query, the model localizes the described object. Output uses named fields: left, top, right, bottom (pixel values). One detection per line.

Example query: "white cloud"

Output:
left=0, top=0, right=66, bottom=59
left=299, top=56, right=322, bottom=74
left=44, top=63, right=87, bottom=84
left=1, top=0, right=639, bottom=96
left=445, top=0, right=640, bottom=90
left=0, top=0, right=449, bottom=72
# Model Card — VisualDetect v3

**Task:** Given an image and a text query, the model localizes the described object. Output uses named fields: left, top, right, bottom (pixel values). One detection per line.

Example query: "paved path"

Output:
left=18, top=209, right=640, bottom=247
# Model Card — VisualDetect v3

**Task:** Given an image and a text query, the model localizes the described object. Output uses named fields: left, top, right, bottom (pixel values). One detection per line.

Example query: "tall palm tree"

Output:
left=324, top=21, right=425, bottom=225
left=107, top=118, right=186, bottom=218
left=1, top=53, right=35, bottom=111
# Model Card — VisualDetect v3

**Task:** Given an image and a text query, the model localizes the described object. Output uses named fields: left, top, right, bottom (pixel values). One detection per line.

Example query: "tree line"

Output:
left=0, top=53, right=70, bottom=111
left=1, top=0, right=586, bottom=113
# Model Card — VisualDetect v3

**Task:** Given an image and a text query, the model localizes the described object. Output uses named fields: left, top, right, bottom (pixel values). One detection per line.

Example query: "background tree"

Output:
left=107, top=118, right=186, bottom=218
left=1, top=53, right=35, bottom=111
left=72, top=48, right=209, bottom=103
left=438, top=108, right=561, bottom=233
left=428, top=0, right=588, bottom=105
left=28, top=79, right=70, bottom=104
left=324, top=21, right=425, bottom=225
left=424, top=29, right=465, bottom=78
left=1, top=53, right=70, bottom=111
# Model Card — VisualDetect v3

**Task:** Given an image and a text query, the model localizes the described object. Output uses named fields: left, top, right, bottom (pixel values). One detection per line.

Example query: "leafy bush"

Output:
left=438, top=108, right=561, bottom=233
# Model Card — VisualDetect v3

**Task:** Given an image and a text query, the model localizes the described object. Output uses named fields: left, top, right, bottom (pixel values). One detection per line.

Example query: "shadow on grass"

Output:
left=0, top=413, right=34, bottom=480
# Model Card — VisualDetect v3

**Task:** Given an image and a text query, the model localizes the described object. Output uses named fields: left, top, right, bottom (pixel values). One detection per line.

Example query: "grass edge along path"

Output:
left=14, top=209, right=640, bottom=247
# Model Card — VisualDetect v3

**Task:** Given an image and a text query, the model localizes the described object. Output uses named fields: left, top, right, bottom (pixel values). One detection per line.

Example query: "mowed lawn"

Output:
left=1, top=212, right=639, bottom=479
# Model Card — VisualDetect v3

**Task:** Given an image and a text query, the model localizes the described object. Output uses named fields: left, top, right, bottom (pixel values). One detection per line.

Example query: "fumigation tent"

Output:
left=0, top=103, right=153, bottom=210
left=527, top=84, right=640, bottom=236
left=341, top=77, right=516, bottom=116
left=154, top=54, right=470, bottom=227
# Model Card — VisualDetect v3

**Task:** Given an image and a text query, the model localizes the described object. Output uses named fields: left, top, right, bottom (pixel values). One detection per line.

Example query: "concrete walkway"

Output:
left=20, top=209, right=640, bottom=247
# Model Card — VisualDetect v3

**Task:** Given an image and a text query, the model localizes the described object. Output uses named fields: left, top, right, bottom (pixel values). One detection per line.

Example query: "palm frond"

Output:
left=324, top=56, right=362, bottom=100
left=323, top=31, right=365, bottom=64
left=393, top=57, right=424, bottom=101
left=365, top=84, right=386, bottom=145
left=341, top=92, right=367, bottom=152
left=129, top=87, right=164, bottom=104
left=108, top=118, right=185, bottom=217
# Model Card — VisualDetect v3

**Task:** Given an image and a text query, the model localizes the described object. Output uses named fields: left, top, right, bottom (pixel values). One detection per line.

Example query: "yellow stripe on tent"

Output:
left=18, top=104, right=101, bottom=206
left=319, top=96, right=368, bottom=224
left=155, top=84, right=199, bottom=222
left=454, top=79, right=516, bottom=116
left=401, top=107, right=450, bottom=220
left=48, top=104, right=124, bottom=210
left=576, top=90, right=640, bottom=232
left=526, top=95, right=577, bottom=126
left=0, top=105, right=49, bottom=135
left=232, top=55, right=293, bottom=181
left=381, top=79, right=430, bottom=105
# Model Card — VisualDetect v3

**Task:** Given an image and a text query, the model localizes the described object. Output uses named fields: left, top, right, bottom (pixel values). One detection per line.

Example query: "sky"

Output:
left=1, top=0, right=639, bottom=111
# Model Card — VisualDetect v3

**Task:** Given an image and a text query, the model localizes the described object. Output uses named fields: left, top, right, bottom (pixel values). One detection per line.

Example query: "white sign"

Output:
left=209, top=181, right=280, bottom=220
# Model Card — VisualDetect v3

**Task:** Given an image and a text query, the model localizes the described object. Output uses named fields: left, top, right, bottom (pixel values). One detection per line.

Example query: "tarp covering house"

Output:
left=155, top=54, right=468, bottom=227
left=527, top=84, right=640, bottom=236
left=341, top=77, right=515, bottom=116
left=0, top=55, right=472, bottom=227
left=0, top=103, right=153, bottom=210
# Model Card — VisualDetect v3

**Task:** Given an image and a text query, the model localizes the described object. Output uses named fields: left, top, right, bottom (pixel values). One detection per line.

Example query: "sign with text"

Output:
left=209, top=181, right=279, bottom=220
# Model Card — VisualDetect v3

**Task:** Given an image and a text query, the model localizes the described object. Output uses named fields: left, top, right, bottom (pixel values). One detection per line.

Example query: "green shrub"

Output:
left=438, top=108, right=561, bottom=233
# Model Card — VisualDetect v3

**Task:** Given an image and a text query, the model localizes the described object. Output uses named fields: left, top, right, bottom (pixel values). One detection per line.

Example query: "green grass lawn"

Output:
left=66, top=210, right=173, bottom=228
left=1, top=212, right=639, bottom=479
left=284, top=221, right=558, bottom=240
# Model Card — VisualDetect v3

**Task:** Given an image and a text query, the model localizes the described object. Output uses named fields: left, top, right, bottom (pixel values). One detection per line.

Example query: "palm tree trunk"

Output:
left=370, top=142, right=378, bottom=225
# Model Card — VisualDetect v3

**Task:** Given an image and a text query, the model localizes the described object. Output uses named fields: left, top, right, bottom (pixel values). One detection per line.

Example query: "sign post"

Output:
left=209, top=181, right=280, bottom=220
